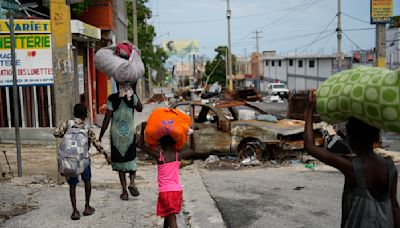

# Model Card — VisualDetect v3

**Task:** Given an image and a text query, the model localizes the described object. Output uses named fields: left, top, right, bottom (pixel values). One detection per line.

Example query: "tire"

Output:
left=238, top=141, right=263, bottom=161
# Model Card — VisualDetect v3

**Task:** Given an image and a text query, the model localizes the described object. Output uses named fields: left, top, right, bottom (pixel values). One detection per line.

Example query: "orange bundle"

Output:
left=145, top=108, right=192, bottom=151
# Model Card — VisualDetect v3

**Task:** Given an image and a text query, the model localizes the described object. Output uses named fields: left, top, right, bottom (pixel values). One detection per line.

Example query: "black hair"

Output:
left=74, top=103, right=88, bottom=119
left=159, top=135, right=176, bottom=151
left=346, top=117, right=379, bottom=153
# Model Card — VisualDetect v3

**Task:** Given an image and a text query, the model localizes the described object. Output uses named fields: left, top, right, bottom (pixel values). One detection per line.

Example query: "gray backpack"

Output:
left=58, top=120, right=90, bottom=177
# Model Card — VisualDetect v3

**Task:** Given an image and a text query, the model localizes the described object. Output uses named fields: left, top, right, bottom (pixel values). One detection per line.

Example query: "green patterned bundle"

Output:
left=316, top=66, right=400, bottom=133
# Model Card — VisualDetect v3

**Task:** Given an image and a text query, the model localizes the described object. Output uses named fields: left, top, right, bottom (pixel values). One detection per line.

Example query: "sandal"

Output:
left=83, top=206, right=95, bottom=216
left=128, top=185, right=140, bottom=197
left=120, top=193, right=129, bottom=201
left=71, top=211, right=80, bottom=220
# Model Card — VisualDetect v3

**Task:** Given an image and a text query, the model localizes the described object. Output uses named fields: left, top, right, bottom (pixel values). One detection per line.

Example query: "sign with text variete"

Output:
left=371, top=0, right=393, bottom=24
left=0, top=19, right=51, bottom=34
left=0, top=19, right=53, bottom=87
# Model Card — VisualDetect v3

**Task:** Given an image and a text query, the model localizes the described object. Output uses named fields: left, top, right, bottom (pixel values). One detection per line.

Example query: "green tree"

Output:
left=204, top=46, right=236, bottom=86
left=126, top=0, right=168, bottom=84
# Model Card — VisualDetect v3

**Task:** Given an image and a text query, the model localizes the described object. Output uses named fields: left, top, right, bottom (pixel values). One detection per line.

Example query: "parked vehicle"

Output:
left=267, top=83, right=289, bottom=98
left=137, top=100, right=323, bottom=160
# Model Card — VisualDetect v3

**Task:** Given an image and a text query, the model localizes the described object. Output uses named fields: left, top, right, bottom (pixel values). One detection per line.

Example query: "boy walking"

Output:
left=54, top=104, right=111, bottom=220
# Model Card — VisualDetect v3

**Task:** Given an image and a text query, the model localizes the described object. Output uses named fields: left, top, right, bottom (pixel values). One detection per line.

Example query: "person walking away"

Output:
left=54, top=104, right=111, bottom=220
left=140, top=122, right=194, bottom=228
left=99, top=82, right=142, bottom=200
left=304, top=90, right=400, bottom=227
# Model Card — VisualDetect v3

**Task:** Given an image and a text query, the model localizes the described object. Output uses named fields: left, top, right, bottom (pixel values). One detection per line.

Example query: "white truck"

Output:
left=267, top=83, right=289, bottom=98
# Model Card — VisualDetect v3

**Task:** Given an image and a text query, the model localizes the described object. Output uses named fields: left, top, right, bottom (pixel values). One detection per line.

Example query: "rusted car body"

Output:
left=138, top=100, right=323, bottom=158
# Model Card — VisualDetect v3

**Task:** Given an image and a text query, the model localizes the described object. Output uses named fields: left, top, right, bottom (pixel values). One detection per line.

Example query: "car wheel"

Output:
left=238, top=141, right=263, bottom=161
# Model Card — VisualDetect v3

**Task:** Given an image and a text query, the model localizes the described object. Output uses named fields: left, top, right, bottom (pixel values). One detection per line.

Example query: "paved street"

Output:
left=200, top=163, right=400, bottom=228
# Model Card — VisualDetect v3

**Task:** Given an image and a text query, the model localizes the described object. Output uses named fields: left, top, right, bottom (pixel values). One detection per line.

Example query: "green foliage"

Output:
left=126, top=0, right=168, bottom=84
left=71, top=0, right=93, bottom=15
left=204, top=46, right=236, bottom=86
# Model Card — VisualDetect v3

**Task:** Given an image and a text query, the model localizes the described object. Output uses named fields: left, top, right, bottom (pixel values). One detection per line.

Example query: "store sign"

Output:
left=0, top=19, right=53, bottom=87
left=0, top=20, right=51, bottom=34
left=370, top=0, right=393, bottom=24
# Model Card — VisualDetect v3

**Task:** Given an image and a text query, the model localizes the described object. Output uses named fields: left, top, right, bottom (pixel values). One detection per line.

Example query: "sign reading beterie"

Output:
left=0, top=19, right=53, bottom=87
left=370, top=0, right=393, bottom=24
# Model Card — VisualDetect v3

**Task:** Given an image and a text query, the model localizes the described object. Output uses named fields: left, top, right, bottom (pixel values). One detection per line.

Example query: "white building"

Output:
left=387, top=28, right=400, bottom=70
left=263, top=51, right=352, bottom=91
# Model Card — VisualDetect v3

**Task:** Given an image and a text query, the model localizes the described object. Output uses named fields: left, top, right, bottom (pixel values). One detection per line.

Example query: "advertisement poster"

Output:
left=370, top=0, right=393, bottom=24
left=0, top=19, right=53, bottom=87
left=162, top=40, right=200, bottom=57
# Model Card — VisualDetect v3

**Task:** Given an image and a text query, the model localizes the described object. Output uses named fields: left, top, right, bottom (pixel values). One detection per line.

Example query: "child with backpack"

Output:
left=140, top=121, right=194, bottom=228
left=54, top=104, right=111, bottom=220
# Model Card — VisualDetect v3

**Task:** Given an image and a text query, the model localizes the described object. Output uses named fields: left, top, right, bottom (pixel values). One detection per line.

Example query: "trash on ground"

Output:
left=241, top=156, right=261, bottom=166
left=293, top=186, right=305, bottom=191
left=304, top=163, right=317, bottom=170
left=205, top=155, right=220, bottom=164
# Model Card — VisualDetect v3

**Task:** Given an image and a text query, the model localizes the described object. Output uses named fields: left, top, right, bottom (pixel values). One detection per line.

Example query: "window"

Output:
left=298, top=60, right=303, bottom=68
left=278, top=60, right=282, bottom=67
left=289, top=59, right=293, bottom=66
left=309, top=60, right=315, bottom=68
left=266, top=61, right=269, bottom=66
left=272, top=61, right=275, bottom=67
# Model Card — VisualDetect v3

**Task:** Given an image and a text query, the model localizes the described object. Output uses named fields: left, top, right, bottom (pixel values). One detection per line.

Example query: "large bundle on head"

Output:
left=145, top=108, right=192, bottom=151
left=316, top=66, right=400, bottom=133
left=94, top=41, right=144, bottom=83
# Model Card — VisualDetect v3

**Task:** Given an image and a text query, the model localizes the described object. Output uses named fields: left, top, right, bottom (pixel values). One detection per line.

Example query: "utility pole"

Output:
left=132, top=0, right=138, bottom=47
left=50, top=0, right=75, bottom=124
left=226, top=0, right=233, bottom=92
left=50, top=0, right=75, bottom=183
left=337, top=0, right=343, bottom=71
left=9, top=10, right=22, bottom=177
left=132, top=0, right=144, bottom=100
left=252, top=30, right=262, bottom=92
left=193, top=54, right=196, bottom=87
left=244, top=48, right=247, bottom=74
left=252, top=30, right=262, bottom=54
left=375, top=25, right=386, bottom=67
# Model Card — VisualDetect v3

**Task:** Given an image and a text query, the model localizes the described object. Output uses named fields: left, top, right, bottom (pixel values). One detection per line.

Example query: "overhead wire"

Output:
left=342, top=32, right=364, bottom=50
left=342, top=12, right=370, bottom=24
left=289, top=31, right=336, bottom=54
left=233, top=0, right=325, bottom=45
left=297, top=14, right=337, bottom=52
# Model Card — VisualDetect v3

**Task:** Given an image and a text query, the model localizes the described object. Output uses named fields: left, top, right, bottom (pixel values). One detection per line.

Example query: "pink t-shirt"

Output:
left=157, top=151, right=182, bottom=192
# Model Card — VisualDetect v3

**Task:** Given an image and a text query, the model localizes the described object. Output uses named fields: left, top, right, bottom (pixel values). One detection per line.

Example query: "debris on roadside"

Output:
left=232, top=87, right=262, bottom=102
left=205, top=155, right=220, bottom=164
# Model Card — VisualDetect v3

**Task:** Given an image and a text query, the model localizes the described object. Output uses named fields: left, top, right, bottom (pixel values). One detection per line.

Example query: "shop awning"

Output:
left=71, top=20, right=101, bottom=40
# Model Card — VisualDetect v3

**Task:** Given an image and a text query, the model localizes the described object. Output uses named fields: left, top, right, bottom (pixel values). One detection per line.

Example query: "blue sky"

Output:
left=147, top=0, right=400, bottom=59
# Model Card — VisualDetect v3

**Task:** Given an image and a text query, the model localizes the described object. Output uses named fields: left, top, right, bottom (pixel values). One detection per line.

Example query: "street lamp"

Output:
left=3, top=1, right=38, bottom=177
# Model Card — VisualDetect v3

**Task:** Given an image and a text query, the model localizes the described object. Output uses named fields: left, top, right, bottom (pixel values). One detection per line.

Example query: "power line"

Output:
left=299, top=14, right=337, bottom=52
left=202, top=26, right=373, bottom=49
left=342, top=12, right=370, bottom=24
left=293, top=31, right=336, bottom=53
left=157, top=0, right=325, bottom=25
left=257, top=0, right=326, bottom=31
left=342, top=32, right=363, bottom=50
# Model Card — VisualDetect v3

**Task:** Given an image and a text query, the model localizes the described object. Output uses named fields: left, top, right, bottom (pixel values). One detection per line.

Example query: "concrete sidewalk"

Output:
left=1, top=157, right=225, bottom=228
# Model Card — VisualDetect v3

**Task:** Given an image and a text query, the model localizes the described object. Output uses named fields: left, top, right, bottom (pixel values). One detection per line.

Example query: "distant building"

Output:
left=387, top=28, right=400, bottom=70
left=263, top=51, right=352, bottom=91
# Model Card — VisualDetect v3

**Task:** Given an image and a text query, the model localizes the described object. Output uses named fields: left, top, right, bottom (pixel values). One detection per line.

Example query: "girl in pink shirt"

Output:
left=140, top=123, right=193, bottom=228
